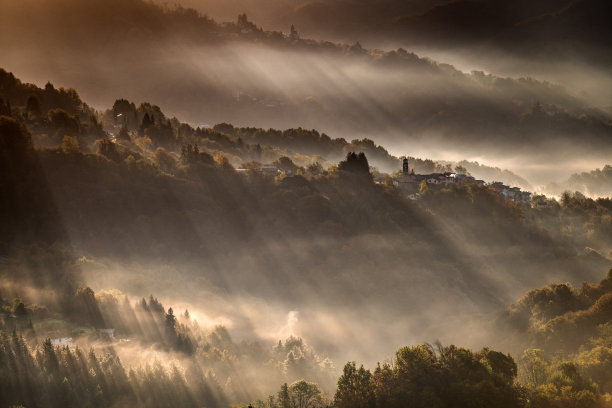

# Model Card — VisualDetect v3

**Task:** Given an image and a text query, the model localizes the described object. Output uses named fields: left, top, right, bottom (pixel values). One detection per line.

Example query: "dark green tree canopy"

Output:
left=338, top=152, right=371, bottom=176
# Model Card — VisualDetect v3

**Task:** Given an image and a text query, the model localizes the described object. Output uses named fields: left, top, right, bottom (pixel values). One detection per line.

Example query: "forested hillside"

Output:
left=546, top=165, right=612, bottom=197
left=1, top=65, right=611, bottom=407
left=1, top=0, right=612, bottom=406
left=1, top=0, right=611, bottom=184
left=148, top=0, right=612, bottom=65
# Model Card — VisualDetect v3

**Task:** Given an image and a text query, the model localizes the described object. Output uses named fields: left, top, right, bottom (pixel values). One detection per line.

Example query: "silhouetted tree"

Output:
left=338, top=152, right=371, bottom=177
left=333, top=362, right=374, bottom=408
left=139, top=113, right=154, bottom=137
left=25, top=95, right=42, bottom=120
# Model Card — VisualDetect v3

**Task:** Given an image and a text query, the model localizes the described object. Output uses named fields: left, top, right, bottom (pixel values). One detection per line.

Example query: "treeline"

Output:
left=5, top=331, right=610, bottom=408
left=255, top=341, right=610, bottom=408
left=102, top=96, right=447, bottom=175
left=3, top=0, right=612, bottom=165
left=495, top=268, right=612, bottom=402
left=0, top=0, right=438, bottom=79
left=0, top=69, right=105, bottom=150
left=0, top=67, right=395, bottom=171
left=546, top=165, right=612, bottom=198
left=329, top=344, right=523, bottom=408
left=529, top=192, right=612, bottom=255
left=1, top=66, right=543, bottom=182
left=0, top=245, right=336, bottom=404
left=517, top=350, right=606, bottom=408
left=0, top=331, right=228, bottom=408
left=421, top=184, right=612, bottom=256
left=0, top=251, right=198, bottom=356
left=501, top=268, right=612, bottom=355
left=0, top=69, right=93, bottom=120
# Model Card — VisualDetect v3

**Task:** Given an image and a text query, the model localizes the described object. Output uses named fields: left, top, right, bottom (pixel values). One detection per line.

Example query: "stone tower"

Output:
left=402, top=158, right=409, bottom=174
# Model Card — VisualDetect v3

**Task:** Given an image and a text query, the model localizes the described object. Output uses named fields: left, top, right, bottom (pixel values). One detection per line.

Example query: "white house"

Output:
left=51, top=337, right=73, bottom=347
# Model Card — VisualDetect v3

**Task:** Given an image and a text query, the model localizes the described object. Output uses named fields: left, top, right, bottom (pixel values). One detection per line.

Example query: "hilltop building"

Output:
left=394, top=158, right=458, bottom=193
left=488, top=182, right=531, bottom=203
left=393, top=157, right=530, bottom=203
left=394, top=158, right=421, bottom=193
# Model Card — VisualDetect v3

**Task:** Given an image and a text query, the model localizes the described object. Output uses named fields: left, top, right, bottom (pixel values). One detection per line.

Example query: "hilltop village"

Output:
left=236, top=156, right=533, bottom=204
left=394, top=158, right=532, bottom=203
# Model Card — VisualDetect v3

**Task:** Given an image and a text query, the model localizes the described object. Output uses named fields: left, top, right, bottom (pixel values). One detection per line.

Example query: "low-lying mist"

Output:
left=2, top=1, right=612, bottom=406
left=2, top=102, right=608, bottom=378
left=72, top=224, right=607, bottom=370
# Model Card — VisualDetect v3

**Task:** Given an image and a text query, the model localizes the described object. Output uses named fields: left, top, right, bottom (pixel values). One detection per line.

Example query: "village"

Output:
left=234, top=156, right=532, bottom=204
left=393, top=158, right=532, bottom=203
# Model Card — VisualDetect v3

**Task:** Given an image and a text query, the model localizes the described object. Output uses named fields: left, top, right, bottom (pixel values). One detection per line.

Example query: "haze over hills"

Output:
left=169, top=0, right=612, bottom=53
left=545, top=165, right=612, bottom=197
left=1, top=0, right=611, bottom=184
left=2, top=1, right=612, bottom=406
left=1, top=67, right=611, bottom=369
left=1, top=64, right=612, bottom=404
left=169, top=0, right=612, bottom=123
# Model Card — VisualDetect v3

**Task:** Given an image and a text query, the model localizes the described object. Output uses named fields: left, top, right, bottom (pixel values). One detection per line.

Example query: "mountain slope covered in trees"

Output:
left=2, top=67, right=611, bottom=371
left=1, top=0, right=610, bottom=183
left=546, top=165, right=612, bottom=197
left=1, top=1, right=612, bottom=406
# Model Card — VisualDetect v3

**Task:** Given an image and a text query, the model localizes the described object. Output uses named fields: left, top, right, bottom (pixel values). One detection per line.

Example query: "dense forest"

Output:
left=1, top=61, right=611, bottom=406
left=1, top=0, right=611, bottom=186
left=1, top=0, right=612, bottom=400
left=3, top=269, right=612, bottom=407
left=0, top=275, right=335, bottom=406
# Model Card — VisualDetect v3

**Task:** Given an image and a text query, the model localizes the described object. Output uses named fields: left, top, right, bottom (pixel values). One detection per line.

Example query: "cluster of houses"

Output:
left=236, top=166, right=286, bottom=176
left=394, top=158, right=531, bottom=204
left=235, top=157, right=531, bottom=204
left=49, top=328, right=116, bottom=348
left=488, top=182, right=532, bottom=203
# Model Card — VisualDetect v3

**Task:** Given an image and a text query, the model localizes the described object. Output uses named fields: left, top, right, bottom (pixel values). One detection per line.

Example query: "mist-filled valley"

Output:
left=1, top=0, right=612, bottom=407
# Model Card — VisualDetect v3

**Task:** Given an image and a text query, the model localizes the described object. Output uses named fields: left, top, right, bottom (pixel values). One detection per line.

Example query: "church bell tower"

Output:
left=402, top=158, right=409, bottom=175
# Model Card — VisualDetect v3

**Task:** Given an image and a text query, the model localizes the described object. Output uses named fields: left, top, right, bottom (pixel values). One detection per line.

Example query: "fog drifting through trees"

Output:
left=1, top=0, right=611, bottom=185
left=1, top=1, right=612, bottom=407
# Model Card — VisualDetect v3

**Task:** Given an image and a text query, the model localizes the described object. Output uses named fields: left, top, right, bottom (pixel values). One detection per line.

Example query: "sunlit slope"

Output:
left=1, top=0, right=611, bottom=183
left=2, top=115, right=610, bottom=366
left=2, top=62, right=611, bottom=363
